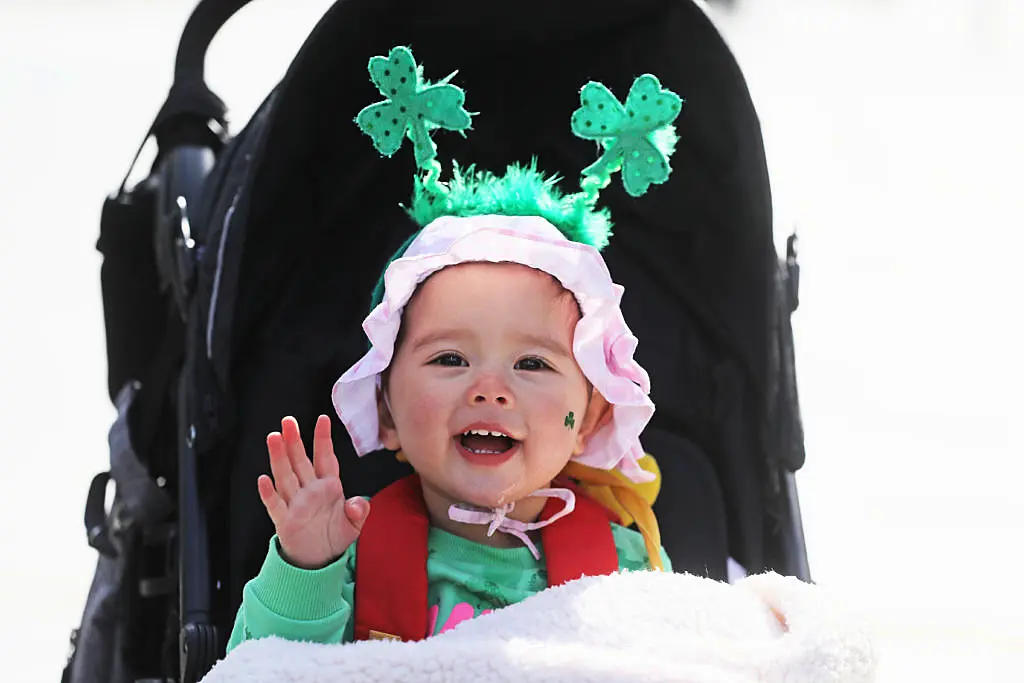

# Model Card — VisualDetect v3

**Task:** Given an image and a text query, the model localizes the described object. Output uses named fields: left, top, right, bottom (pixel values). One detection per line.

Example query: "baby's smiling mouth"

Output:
left=458, top=428, right=519, bottom=455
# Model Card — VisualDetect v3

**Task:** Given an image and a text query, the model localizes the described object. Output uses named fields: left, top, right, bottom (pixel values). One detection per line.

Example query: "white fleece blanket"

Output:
left=201, top=571, right=876, bottom=683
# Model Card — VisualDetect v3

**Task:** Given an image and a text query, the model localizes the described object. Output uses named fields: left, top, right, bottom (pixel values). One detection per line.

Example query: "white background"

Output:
left=0, top=0, right=1021, bottom=680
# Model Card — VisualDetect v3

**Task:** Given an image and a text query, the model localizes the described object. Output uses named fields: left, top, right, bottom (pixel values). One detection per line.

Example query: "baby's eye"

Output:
left=515, top=357, right=551, bottom=372
left=430, top=352, right=467, bottom=367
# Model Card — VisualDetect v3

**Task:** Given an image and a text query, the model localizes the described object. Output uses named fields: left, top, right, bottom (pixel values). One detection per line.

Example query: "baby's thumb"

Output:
left=344, top=497, right=371, bottom=533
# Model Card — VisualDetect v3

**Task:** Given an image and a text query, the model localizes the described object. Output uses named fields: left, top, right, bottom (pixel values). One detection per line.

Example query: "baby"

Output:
left=227, top=45, right=683, bottom=648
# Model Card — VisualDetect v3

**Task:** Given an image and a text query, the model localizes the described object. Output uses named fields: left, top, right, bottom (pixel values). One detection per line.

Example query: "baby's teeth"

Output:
left=461, top=428, right=512, bottom=438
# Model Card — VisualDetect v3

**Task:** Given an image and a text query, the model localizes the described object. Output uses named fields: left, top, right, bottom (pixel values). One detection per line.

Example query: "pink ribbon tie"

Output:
left=447, top=488, right=576, bottom=560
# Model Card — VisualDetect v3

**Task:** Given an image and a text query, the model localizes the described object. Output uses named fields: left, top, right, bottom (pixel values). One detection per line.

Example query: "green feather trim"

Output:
left=408, top=161, right=612, bottom=250
left=369, top=162, right=613, bottom=312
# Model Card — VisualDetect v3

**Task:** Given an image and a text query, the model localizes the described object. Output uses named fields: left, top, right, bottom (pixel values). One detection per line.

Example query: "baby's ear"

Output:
left=574, top=391, right=612, bottom=455
left=377, top=388, right=401, bottom=450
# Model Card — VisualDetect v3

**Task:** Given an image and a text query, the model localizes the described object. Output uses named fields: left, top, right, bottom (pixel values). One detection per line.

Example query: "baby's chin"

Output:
left=438, top=469, right=538, bottom=510
left=447, top=481, right=521, bottom=510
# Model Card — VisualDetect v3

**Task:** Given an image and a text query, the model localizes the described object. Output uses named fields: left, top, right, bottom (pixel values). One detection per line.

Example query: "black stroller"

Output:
left=64, top=0, right=809, bottom=681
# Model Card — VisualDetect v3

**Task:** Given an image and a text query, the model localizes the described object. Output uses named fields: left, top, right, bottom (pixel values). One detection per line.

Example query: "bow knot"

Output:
left=447, top=488, right=576, bottom=559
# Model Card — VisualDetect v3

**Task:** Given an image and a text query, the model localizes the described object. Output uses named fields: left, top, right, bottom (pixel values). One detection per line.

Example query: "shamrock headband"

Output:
left=356, top=47, right=684, bottom=306
left=333, top=46, right=683, bottom=483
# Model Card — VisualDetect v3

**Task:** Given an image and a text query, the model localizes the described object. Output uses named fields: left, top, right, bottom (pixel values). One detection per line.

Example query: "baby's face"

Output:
left=380, top=262, right=597, bottom=511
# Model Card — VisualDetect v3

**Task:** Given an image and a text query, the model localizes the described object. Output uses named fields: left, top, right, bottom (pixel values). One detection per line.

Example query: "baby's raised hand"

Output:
left=257, top=415, right=370, bottom=569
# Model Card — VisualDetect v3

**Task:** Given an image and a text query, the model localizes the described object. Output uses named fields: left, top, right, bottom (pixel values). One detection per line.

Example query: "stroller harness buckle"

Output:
left=367, top=630, right=402, bottom=641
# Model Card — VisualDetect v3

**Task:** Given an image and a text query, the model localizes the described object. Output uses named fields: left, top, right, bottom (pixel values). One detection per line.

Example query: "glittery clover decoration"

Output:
left=356, top=46, right=472, bottom=197
left=355, top=47, right=684, bottom=232
left=570, top=75, right=683, bottom=198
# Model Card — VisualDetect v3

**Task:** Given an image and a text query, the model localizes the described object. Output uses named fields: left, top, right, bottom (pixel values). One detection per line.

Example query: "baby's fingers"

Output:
left=267, top=432, right=300, bottom=503
left=281, top=417, right=316, bottom=486
left=312, top=415, right=341, bottom=481
left=345, top=497, right=370, bottom=532
left=329, top=497, right=370, bottom=554
left=257, top=474, right=288, bottom=526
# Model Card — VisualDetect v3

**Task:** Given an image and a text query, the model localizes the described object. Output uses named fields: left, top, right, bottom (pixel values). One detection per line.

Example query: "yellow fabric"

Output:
left=569, top=454, right=661, bottom=527
left=561, top=455, right=664, bottom=572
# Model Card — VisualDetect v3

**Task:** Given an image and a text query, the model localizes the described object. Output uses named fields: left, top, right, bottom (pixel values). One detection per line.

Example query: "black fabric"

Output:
left=644, top=428, right=729, bottom=580
left=65, top=384, right=178, bottom=683
left=97, top=189, right=167, bottom=404
left=126, top=307, right=184, bottom=484
left=178, top=0, right=781, bottom=643
left=770, top=244, right=806, bottom=473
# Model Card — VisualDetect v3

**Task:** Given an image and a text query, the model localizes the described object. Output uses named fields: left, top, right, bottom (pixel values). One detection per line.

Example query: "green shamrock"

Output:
left=571, top=74, right=683, bottom=197
left=564, top=411, right=576, bottom=429
left=356, top=47, right=472, bottom=168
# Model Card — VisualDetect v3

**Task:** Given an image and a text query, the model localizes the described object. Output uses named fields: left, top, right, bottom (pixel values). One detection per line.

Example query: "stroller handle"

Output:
left=154, top=0, right=258, bottom=148
left=174, top=0, right=256, bottom=86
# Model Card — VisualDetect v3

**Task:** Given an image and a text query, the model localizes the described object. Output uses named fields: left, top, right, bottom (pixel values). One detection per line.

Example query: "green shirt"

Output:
left=227, top=523, right=671, bottom=652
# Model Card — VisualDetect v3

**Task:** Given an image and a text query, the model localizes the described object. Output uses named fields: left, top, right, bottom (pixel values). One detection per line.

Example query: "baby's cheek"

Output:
left=403, top=388, right=449, bottom=431
left=531, top=394, right=581, bottom=439
left=524, top=395, right=583, bottom=482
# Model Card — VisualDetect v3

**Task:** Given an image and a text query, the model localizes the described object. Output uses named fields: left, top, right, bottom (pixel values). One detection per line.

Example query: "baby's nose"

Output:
left=467, top=374, right=514, bottom=407
left=473, top=391, right=509, bottom=406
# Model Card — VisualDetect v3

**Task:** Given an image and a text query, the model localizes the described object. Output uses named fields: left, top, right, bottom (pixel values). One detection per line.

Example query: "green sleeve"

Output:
left=610, top=523, right=673, bottom=573
left=226, top=536, right=357, bottom=652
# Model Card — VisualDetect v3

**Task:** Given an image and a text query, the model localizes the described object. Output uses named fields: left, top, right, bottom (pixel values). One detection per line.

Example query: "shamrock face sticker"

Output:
left=356, top=46, right=473, bottom=168
left=571, top=75, right=683, bottom=197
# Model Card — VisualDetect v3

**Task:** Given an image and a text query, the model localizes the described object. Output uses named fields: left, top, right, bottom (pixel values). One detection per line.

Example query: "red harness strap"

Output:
left=540, top=480, right=619, bottom=587
left=353, top=475, right=619, bottom=642
left=352, top=475, right=431, bottom=642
